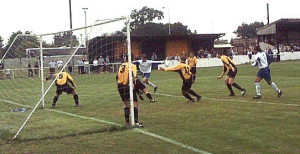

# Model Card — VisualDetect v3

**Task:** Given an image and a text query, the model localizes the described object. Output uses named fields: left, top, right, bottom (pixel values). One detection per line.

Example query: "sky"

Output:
left=0, top=0, right=299, bottom=45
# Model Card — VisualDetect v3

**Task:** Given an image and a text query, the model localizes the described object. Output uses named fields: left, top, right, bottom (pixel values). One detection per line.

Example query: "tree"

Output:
left=125, top=6, right=192, bottom=36
left=0, top=36, right=3, bottom=57
left=130, top=6, right=164, bottom=29
left=53, top=31, right=79, bottom=47
left=234, top=22, right=265, bottom=39
left=4, top=31, right=39, bottom=58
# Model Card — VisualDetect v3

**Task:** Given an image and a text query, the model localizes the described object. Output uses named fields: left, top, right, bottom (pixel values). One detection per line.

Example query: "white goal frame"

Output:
left=9, top=16, right=135, bottom=141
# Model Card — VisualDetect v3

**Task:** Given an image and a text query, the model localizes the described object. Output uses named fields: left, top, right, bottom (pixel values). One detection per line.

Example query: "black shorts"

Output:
left=56, top=84, right=74, bottom=95
left=117, top=84, right=137, bottom=102
left=190, top=67, right=196, bottom=75
left=182, top=77, right=193, bottom=91
left=134, top=79, right=146, bottom=92
left=227, top=69, right=237, bottom=78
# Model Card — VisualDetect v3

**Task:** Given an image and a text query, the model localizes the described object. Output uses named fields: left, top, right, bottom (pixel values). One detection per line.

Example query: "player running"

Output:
left=45, top=71, right=81, bottom=108
left=134, top=54, right=164, bottom=93
left=187, top=53, right=197, bottom=82
left=116, top=56, right=143, bottom=127
left=251, top=46, right=282, bottom=99
left=217, top=52, right=246, bottom=96
left=160, top=56, right=201, bottom=103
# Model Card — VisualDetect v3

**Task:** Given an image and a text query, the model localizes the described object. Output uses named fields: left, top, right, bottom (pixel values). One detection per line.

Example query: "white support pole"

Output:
left=126, top=17, right=135, bottom=127
left=40, top=36, right=45, bottom=109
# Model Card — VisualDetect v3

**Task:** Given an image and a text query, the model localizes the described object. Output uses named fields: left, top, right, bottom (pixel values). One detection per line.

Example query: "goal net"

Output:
left=0, top=17, right=131, bottom=142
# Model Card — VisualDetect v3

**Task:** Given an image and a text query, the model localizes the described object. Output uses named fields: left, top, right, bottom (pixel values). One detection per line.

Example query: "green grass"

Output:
left=1, top=61, right=300, bottom=153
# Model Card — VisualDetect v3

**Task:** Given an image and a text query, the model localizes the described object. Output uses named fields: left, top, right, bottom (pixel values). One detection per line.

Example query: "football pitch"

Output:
left=1, top=60, right=300, bottom=153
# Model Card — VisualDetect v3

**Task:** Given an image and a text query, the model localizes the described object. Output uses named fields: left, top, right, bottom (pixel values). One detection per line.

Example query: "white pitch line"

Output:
left=154, top=93, right=300, bottom=107
left=0, top=98, right=31, bottom=108
left=135, top=129, right=211, bottom=154
left=46, top=109, right=210, bottom=154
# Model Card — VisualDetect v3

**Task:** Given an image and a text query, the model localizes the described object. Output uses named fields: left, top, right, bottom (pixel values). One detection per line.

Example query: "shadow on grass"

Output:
left=6, top=125, right=132, bottom=144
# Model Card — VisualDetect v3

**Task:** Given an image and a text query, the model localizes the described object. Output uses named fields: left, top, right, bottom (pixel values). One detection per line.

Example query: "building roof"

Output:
left=257, top=18, right=300, bottom=35
left=130, top=33, right=225, bottom=41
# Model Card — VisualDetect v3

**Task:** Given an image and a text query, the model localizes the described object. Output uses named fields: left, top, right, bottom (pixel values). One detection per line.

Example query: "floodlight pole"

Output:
left=69, top=0, right=74, bottom=74
left=162, top=7, right=171, bottom=35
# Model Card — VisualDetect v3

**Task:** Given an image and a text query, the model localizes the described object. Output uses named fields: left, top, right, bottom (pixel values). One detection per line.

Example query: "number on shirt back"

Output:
left=58, top=74, right=63, bottom=79
left=120, top=65, right=126, bottom=73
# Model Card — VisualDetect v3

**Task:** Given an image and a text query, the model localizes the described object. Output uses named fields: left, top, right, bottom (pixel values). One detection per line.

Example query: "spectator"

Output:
left=93, top=57, right=98, bottom=73
left=26, top=62, right=33, bottom=77
left=77, top=58, right=84, bottom=74
left=105, top=55, right=110, bottom=73
left=84, top=60, right=89, bottom=74
left=247, top=49, right=253, bottom=61
left=151, top=52, right=158, bottom=61
left=49, top=60, right=56, bottom=75
left=34, top=61, right=39, bottom=77
left=67, top=62, right=73, bottom=74
left=197, top=50, right=202, bottom=58
left=175, top=54, right=180, bottom=62
left=98, top=56, right=105, bottom=73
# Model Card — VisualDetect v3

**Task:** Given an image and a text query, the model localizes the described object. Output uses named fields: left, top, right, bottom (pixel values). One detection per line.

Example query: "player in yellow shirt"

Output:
left=217, top=52, right=246, bottom=96
left=116, top=57, right=143, bottom=127
left=187, top=53, right=197, bottom=82
left=45, top=71, right=80, bottom=107
left=160, top=56, right=201, bottom=103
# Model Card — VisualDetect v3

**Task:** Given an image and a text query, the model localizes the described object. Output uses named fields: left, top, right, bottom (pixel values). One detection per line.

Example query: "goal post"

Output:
left=0, top=16, right=135, bottom=141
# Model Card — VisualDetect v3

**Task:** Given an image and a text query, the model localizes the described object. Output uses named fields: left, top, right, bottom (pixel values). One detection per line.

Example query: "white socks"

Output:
left=255, top=82, right=280, bottom=96
left=270, top=82, right=280, bottom=93
left=147, top=81, right=156, bottom=88
left=255, top=83, right=261, bottom=96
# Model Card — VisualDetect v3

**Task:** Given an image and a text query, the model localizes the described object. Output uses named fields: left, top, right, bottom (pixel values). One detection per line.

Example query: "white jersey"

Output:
left=135, top=60, right=163, bottom=73
left=252, top=52, right=268, bottom=69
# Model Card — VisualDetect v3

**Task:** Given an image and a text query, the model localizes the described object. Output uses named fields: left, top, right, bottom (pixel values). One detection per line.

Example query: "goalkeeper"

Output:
left=45, top=71, right=81, bottom=108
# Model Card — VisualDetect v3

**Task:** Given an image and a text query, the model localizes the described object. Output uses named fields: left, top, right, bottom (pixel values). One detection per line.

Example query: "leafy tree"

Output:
left=130, top=6, right=164, bottom=29
left=53, top=31, right=79, bottom=47
left=234, top=22, right=265, bottom=39
left=4, top=31, right=39, bottom=58
left=171, top=22, right=192, bottom=35
left=124, top=6, right=192, bottom=36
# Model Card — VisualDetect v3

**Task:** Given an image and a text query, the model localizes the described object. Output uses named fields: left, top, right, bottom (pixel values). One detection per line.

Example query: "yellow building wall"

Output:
left=166, top=39, right=190, bottom=57
left=114, top=41, right=141, bottom=60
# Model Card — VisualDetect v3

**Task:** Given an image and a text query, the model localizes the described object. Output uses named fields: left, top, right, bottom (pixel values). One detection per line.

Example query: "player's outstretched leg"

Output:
left=182, top=90, right=194, bottom=103
left=188, top=90, right=201, bottom=101
left=226, top=83, right=235, bottom=96
left=269, top=81, right=282, bottom=98
left=73, top=94, right=81, bottom=107
left=148, top=81, right=158, bottom=93
left=52, top=95, right=59, bottom=108
left=232, top=82, right=246, bottom=97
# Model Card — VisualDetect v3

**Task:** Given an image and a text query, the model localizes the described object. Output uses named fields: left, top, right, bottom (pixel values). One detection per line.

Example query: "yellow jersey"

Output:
left=53, top=72, right=75, bottom=86
left=220, top=55, right=237, bottom=72
left=164, top=63, right=192, bottom=80
left=187, top=57, right=197, bottom=67
left=116, top=62, right=137, bottom=85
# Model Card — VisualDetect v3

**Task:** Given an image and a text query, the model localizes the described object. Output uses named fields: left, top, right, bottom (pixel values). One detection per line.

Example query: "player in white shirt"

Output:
left=251, top=46, right=282, bottom=99
left=134, top=54, right=164, bottom=92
